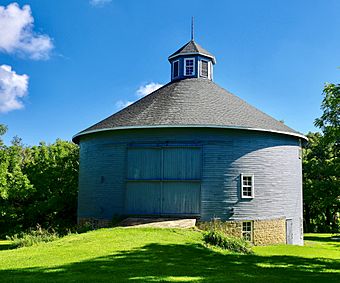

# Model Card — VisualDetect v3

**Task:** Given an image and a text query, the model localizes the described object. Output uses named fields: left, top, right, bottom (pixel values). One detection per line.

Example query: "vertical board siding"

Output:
left=125, top=146, right=201, bottom=215
left=127, top=148, right=161, bottom=180
left=162, top=182, right=200, bottom=214
left=163, top=147, right=201, bottom=180
left=78, top=128, right=303, bottom=244
left=125, top=182, right=161, bottom=214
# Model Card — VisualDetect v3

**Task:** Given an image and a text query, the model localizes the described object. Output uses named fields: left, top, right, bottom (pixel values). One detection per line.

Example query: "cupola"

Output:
left=168, top=39, right=216, bottom=81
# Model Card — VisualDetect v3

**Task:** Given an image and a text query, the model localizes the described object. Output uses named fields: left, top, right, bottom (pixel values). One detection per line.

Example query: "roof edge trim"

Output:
left=72, top=124, right=308, bottom=143
left=168, top=52, right=216, bottom=64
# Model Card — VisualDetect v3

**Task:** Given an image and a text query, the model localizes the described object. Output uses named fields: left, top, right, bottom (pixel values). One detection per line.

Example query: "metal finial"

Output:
left=191, top=16, right=194, bottom=41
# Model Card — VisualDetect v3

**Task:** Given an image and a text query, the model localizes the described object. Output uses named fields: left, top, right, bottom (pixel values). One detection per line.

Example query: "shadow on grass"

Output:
left=0, top=243, right=14, bottom=251
left=1, top=243, right=339, bottom=282
left=304, top=235, right=340, bottom=243
left=304, top=235, right=340, bottom=250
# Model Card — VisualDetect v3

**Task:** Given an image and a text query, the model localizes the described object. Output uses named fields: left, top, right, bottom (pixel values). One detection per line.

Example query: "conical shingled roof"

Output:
left=73, top=78, right=306, bottom=142
left=168, top=40, right=216, bottom=63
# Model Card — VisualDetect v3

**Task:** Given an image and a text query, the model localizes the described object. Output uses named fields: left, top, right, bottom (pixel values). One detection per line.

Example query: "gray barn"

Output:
left=73, top=39, right=307, bottom=245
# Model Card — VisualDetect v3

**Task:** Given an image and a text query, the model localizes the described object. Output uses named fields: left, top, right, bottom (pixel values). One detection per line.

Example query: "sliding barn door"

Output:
left=125, top=146, right=201, bottom=216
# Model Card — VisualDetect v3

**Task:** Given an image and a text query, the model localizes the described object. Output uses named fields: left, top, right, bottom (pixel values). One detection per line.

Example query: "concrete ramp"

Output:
left=118, top=218, right=196, bottom=228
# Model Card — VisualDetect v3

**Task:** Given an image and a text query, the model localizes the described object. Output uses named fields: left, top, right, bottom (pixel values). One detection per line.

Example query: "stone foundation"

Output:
left=197, top=217, right=286, bottom=245
left=253, top=218, right=286, bottom=245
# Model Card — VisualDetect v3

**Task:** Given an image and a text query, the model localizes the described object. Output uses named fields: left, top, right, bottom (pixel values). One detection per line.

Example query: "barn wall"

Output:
left=200, top=130, right=303, bottom=245
left=77, top=128, right=303, bottom=245
left=78, top=142, right=126, bottom=219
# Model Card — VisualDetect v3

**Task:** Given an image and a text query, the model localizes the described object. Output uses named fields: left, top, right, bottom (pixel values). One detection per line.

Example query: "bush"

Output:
left=203, top=230, right=254, bottom=254
left=0, top=134, right=79, bottom=238
left=6, top=225, right=59, bottom=248
left=75, top=221, right=96, bottom=234
left=197, top=218, right=235, bottom=235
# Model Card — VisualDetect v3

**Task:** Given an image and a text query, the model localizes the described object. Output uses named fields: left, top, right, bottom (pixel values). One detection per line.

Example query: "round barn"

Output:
left=73, top=39, right=307, bottom=245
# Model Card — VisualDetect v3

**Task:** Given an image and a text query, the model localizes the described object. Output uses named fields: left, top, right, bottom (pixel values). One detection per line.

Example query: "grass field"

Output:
left=0, top=229, right=339, bottom=282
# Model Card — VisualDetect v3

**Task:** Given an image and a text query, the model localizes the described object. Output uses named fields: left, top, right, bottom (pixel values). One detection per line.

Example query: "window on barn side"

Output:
left=184, top=58, right=195, bottom=76
left=241, top=174, right=254, bottom=199
left=242, top=221, right=253, bottom=241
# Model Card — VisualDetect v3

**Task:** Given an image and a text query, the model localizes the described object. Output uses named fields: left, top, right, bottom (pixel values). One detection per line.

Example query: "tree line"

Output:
left=0, top=83, right=339, bottom=237
left=0, top=127, right=79, bottom=237
left=303, top=83, right=339, bottom=233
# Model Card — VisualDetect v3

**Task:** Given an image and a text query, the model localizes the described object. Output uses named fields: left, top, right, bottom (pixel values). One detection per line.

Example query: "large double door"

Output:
left=125, top=146, right=201, bottom=216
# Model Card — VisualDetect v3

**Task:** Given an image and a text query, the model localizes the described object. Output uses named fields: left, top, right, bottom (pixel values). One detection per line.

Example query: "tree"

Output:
left=23, top=140, right=79, bottom=231
left=303, top=132, right=339, bottom=232
left=0, top=126, right=34, bottom=235
left=303, top=83, right=340, bottom=232
left=0, top=125, right=7, bottom=140
left=315, top=83, right=340, bottom=147
left=0, top=124, right=79, bottom=237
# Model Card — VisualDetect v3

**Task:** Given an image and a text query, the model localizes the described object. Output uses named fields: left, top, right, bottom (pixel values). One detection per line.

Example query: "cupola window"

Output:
left=173, top=60, right=179, bottom=78
left=184, top=58, right=195, bottom=76
left=200, top=60, right=209, bottom=78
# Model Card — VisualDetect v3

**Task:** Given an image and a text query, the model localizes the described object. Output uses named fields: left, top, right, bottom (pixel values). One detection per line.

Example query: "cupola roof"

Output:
left=168, top=40, right=216, bottom=64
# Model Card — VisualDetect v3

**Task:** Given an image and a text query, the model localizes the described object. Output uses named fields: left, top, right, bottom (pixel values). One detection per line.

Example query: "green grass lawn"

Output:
left=0, top=229, right=339, bottom=282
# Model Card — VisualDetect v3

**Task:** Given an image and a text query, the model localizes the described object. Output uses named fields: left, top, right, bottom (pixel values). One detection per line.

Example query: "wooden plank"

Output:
left=125, top=182, right=161, bottom=214
left=127, top=148, right=161, bottom=180
left=163, top=147, right=201, bottom=180
left=162, top=182, right=200, bottom=214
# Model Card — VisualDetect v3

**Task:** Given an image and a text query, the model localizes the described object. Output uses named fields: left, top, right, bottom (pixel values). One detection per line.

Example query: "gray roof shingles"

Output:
left=74, top=78, right=305, bottom=141
left=168, top=40, right=215, bottom=62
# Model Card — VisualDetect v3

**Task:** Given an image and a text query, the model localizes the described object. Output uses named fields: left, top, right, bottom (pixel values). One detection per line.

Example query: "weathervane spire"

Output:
left=191, top=16, right=194, bottom=41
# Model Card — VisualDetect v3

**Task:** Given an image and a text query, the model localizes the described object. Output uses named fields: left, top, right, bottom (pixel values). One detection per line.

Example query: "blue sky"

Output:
left=0, top=0, right=339, bottom=145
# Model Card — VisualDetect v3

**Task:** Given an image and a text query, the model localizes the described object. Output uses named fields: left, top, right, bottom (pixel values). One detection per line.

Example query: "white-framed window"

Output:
left=173, top=60, right=179, bottom=78
left=241, top=174, right=254, bottom=198
left=242, top=221, right=253, bottom=241
left=184, top=58, right=195, bottom=76
left=200, top=60, right=209, bottom=78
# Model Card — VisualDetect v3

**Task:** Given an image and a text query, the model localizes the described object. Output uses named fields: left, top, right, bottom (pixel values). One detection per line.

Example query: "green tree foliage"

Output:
left=0, top=124, right=7, bottom=140
left=303, top=83, right=340, bottom=232
left=0, top=129, right=34, bottom=235
left=315, top=83, right=340, bottom=147
left=23, top=140, right=79, bottom=231
left=0, top=125, right=79, bottom=237
left=303, top=132, right=339, bottom=232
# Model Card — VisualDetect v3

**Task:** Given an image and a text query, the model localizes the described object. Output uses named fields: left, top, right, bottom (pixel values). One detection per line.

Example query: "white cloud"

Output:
left=115, top=100, right=134, bottom=110
left=115, top=82, right=163, bottom=110
left=90, top=0, right=112, bottom=7
left=0, top=65, right=29, bottom=113
left=0, top=3, right=53, bottom=60
left=136, top=82, right=163, bottom=98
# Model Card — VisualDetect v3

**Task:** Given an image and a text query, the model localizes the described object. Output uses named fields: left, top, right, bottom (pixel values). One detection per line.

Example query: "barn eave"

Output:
left=72, top=124, right=308, bottom=144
